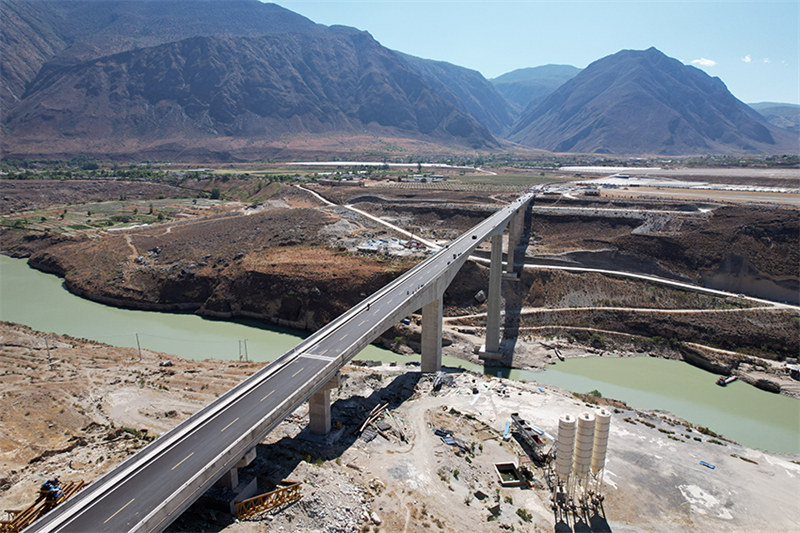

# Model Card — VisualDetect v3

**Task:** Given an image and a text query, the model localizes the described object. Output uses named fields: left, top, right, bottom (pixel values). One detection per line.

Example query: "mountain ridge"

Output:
left=749, top=102, right=800, bottom=134
left=508, top=47, right=796, bottom=155
left=2, top=2, right=796, bottom=159
left=491, top=64, right=581, bottom=113
left=3, top=29, right=499, bottom=157
left=1, top=0, right=506, bottom=158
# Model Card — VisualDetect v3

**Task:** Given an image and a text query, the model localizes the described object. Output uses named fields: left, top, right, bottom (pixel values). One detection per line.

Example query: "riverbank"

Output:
left=1, top=322, right=798, bottom=532
left=3, top=244, right=798, bottom=403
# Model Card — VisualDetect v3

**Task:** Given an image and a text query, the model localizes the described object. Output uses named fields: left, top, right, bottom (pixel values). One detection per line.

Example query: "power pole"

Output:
left=136, top=333, right=142, bottom=361
left=45, top=337, right=52, bottom=364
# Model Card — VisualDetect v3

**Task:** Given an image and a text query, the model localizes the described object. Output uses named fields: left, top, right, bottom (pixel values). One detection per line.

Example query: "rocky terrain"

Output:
left=1, top=322, right=798, bottom=533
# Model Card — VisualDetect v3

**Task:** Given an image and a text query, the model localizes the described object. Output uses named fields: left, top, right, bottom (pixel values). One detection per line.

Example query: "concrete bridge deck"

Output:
left=27, top=191, right=534, bottom=533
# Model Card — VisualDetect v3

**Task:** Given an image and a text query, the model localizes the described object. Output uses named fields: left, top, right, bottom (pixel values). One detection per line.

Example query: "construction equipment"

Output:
left=234, top=482, right=302, bottom=520
left=511, top=412, right=552, bottom=462
left=1, top=480, right=85, bottom=533
left=549, top=409, right=611, bottom=516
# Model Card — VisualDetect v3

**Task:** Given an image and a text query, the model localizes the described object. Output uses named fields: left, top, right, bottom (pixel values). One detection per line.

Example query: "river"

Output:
left=1, top=255, right=797, bottom=453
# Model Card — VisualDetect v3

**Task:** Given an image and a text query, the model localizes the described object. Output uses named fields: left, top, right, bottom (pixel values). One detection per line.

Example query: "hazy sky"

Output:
left=272, top=1, right=799, bottom=105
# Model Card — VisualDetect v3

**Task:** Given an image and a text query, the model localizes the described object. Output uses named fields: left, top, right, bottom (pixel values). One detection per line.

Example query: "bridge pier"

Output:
left=505, top=208, right=525, bottom=275
left=309, top=373, right=340, bottom=434
left=421, top=297, right=443, bottom=372
left=214, top=447, right=259, bottom=512
left=482, top=234, right=503, bottom=357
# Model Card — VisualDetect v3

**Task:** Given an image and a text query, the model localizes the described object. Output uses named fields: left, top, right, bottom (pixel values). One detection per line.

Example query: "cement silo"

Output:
left=555, top=414, right=576, bottom=480
left=591, top=408, right=611, bottom=476
left=572, top=412, right=595, bottom=478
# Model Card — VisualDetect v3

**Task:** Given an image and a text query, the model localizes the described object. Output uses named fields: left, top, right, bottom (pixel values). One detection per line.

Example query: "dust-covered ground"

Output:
left=1, top=323, right=798, bottom=533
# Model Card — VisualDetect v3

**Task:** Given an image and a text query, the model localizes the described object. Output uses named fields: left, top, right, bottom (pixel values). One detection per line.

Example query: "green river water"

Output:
left=1, top=255, right=797, bottom=453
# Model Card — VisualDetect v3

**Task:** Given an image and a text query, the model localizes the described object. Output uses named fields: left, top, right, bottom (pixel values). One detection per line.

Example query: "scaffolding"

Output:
left=234, top=482, right=302, bottom=520
left=1, top=480, right=85, bottom=533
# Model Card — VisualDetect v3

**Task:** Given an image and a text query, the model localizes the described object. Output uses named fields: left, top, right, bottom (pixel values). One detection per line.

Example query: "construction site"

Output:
left=1, top=322, right=798, bottom=532
left=1, top=169, right=798, bottom=532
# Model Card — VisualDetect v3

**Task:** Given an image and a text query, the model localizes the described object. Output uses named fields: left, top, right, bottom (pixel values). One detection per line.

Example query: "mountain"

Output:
left=508, top=48, right=798, bottom=155
left=397, top=53, right=515, bottom=135
left=491, top=65, right=581, bottom=113
left=4, top=27, right=498, bottom=158
left=0, top=0, right=322, bottom=105
left=1, top=0, right=498, bottom=159
left=749, top=102, right=800, bottom=134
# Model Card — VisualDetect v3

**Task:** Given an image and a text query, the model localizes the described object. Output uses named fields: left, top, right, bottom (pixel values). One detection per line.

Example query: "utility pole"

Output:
left=243, top=339, right=248, bottom=362
left=136, top=333, right=142, bottom=361
left=45, top=337, right=52, bottom=364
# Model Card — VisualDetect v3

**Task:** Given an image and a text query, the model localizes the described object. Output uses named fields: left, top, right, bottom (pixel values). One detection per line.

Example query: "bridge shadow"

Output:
left=167, top=370, right=423, bottom=531
left=484, top=204, right=533, bottom=377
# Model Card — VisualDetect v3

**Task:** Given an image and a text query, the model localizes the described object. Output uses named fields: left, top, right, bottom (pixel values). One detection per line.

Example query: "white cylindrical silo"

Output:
left=572, top=412, right=595, bottom=477
left=591, top=409, right=611, bottom=475
left=556, top=414, right=576, bottom=479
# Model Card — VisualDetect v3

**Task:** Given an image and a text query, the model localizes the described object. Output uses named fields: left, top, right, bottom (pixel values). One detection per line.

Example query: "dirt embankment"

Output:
left=530, top=203, right=800, bottom=302
left=0, top=322, right=261, bottom=511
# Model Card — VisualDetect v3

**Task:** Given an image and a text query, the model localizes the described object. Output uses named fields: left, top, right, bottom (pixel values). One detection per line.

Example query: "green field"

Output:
left=0, top=198, right=225, bottom=235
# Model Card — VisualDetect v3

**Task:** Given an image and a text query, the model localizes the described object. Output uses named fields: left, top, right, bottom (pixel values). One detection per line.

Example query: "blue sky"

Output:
left=272, top=1, right=799, bottom=104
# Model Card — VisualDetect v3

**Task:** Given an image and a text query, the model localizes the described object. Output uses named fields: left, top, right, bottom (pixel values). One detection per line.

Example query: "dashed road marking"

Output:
left=260, top=390, right=274, bottom=402
left=220, top=417, right=239, bottom=432
left=105, top=498, right=135, bottom=524
left=171, top=452, right=194, bottom=471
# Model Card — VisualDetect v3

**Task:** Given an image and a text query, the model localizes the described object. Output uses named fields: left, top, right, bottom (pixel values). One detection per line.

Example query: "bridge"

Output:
left=27, top=191, right=535, bottom=532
